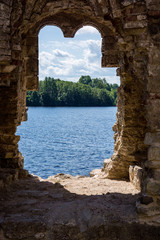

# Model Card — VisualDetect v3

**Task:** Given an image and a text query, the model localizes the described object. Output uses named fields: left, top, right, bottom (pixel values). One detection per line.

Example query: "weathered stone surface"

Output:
left=89, top=169, right=102, bottom=177
left=129, top=165, right=143, bottom=191
left=103, top=158, right=112, bottom=170
left=146, top=179, right=160, bottom=196
left=139, top=195, right=154, bottom=205
left=145, top=160, right=160, bottom=169
left=152, top=169, right=160, bottom=181
left=0, top=0, right=160, bottom=229
left=124, top=20, right=148, bottom=29
left=144, top=132, right=159, bottom=146
left=1, top=175, right=160, bottom=239
left=0, top=65, right=16, bottom=73
left=148, top=146, right=160, bottom=161
left=0, top=175, right=146, bottom=240
left=22, top=107, right=28, bottom=121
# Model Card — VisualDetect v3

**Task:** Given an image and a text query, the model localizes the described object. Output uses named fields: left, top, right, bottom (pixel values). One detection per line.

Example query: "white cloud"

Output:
left=39, top=33, right=119, bottom=84
left=76, top=26, right=100, bottom=35
left=53, top=49, right=73, bottom=58
left=40, top=38, right=101, bottom=51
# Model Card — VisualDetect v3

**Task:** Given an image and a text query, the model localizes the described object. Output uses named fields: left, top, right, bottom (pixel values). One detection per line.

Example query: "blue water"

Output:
left=17, top=107, right=116, bottom=178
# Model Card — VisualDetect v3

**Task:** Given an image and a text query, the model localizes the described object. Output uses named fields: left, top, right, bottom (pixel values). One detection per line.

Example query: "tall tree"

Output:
left=26, top=76, right=118, bottom=107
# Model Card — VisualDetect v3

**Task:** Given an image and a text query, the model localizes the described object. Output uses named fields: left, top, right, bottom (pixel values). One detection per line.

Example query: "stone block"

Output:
left=145, top=160, right=160, bottom=169
left=22, top=107, right=28, bottom=122
left=121, top=0, right=132, bottom=7
left=148, top=10, right=160, bottom=16
left=25, top=76, right=38, bottom=91
left=146, top=178, right=160, bottom=196
left=22, top=44, right=38, bottom=57
left=146, top=0, right=160, bottom=10
left=103, top=155, right=131, bottom=180
left=89, top=169, right=102, bottom=177
left=148, top=146, right=160, bottom=161
left=147, top=78, right=160, bottom=93
left=24, top=56, right=38, bottom=72
left=152, top=169, right=160, bottom=181
left=0, top=65, right=16, bottom=73
left=5, top=152, right=15, bottom=158
left=18, top=169, right=29, bottom=178
left=136, top=200, right=160, bottom=217
left=102, top=43, right=117, bottom=51
left=102, top=36, right=116, bottom=45
left=148, top=46, right=160, bottom=64
left=0, top=79, right=10, bottom=87
left=129, top=5, right=146, bottom=15
left=109, top=0, right=122, bottom=18
left=101, top=54, right=119, bottom=67
left=144, top=132, right=157, bottom=146
left=112, top=9, right=122, bottom=18
left=0, top=32, right=10, bottom=41
left=12, top=44, right=21, bottom=51
left=139, top=195, right=154, bottom=205
left=0, top=156, right=23, bottom=168
left=124, top=21, right=147, bottom=29
left=23, top=36, right=38, bottom=47
left=129, top=165, right=142, bottom=191
left=137, top=15, right=147, bottom=20
left=146, top=99, right=160, bottom=130
left=103, top=158, right=112, bottom=170
left=148, top=64, right=160, bottom=77
left=0, top=3, right=10, bottom=12
left=0, top=17, right=10, bottom=27
left=0, top=40, right=10, bottom=49
left=0, top=55, right=11, bottom=63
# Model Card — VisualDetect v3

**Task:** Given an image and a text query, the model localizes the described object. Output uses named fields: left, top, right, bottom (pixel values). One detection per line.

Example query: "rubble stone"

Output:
left=129, top=165, right=143, bottom=191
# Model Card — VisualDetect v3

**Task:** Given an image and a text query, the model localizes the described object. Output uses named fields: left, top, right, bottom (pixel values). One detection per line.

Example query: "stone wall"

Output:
left=0, top=0, right=160, bottom=224
left=0, top=0, right=23, bottom=172
left=137, top=1, right=160, bottom=224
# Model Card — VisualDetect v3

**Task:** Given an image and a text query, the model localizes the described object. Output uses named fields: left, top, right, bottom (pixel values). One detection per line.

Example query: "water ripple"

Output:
left=17, top=107, right=116, bottom=178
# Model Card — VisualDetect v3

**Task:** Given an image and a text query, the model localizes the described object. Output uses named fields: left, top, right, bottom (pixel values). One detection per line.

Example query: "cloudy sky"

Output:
left=39, top=26, right=120, bottom=84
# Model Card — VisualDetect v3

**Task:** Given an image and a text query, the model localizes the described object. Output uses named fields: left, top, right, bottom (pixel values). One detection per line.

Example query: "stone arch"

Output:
left=63, top=22, right=106, bottom=38
left=20, top=10, right=119, bottom=91
left=3, top=0, right=146, bottom=181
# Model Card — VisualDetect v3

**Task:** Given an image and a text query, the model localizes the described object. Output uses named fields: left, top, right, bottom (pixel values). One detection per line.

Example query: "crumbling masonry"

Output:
left=1, top=0, right=160, bottom=231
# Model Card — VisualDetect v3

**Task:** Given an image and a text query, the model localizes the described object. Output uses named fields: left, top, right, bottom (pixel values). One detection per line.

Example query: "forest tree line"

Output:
left=26, top=76, right=118, bottom=107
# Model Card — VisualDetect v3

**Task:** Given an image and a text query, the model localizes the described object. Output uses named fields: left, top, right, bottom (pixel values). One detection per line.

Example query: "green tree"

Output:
left=26, top=76, right=118, bottom=107
left=40, top=77, right=57, bottom=106
left=78, top=75, right=92, bottom=85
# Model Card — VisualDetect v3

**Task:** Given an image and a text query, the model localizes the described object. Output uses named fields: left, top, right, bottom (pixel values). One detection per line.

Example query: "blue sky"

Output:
left=39, top=26, right=120, bottom=84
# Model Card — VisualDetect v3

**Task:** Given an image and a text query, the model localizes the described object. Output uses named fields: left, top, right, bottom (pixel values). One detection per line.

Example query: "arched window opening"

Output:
left=17, top=25, right=120, bottom=178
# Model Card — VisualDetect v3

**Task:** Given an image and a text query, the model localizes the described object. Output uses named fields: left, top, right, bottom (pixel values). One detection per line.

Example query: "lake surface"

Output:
left=17, top=107, right=116, bottom=178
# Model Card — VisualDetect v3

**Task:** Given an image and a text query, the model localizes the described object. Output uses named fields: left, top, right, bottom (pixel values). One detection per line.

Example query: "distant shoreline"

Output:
left=27, top=77, right=118, bottom=107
